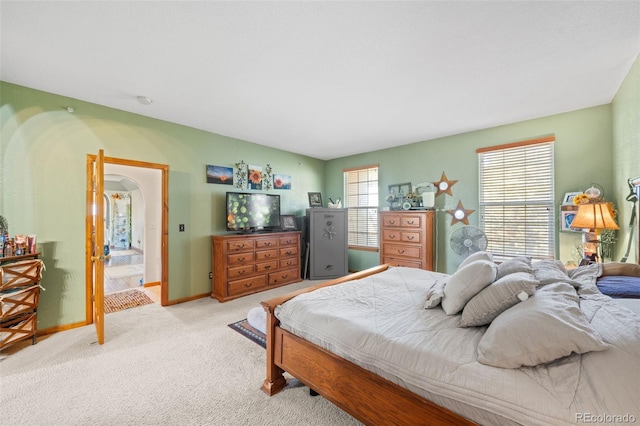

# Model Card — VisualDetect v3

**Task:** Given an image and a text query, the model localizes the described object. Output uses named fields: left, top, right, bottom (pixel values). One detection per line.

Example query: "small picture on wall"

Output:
left=248, top=165, right=263, bottom=190
left=273, top=174, right=291, bottom=190
left=206, top=165, right=233, bottom=185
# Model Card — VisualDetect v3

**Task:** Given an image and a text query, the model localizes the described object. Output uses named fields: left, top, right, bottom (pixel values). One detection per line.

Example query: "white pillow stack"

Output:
left=441, top=254, right=498, bottom=315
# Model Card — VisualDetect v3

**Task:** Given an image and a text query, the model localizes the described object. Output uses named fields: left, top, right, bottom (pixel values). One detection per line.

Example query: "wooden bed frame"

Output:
left=261, top=180, right=640, bottom=424
left=260, top=264, right=475, bottom=426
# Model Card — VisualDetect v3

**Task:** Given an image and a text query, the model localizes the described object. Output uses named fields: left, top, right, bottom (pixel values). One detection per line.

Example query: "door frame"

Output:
left=85, top=155, right=169, bottom=325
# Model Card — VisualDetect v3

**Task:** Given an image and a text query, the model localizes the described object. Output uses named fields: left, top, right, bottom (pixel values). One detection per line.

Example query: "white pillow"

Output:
left=246, top=306, right=266, bottom=334
left=458, top=251, right=494, bottom=271
left=441, top=260, right=497, bottom=315
left=458, top=271, right=537, bottom=327
left=477, top=282, right=609, bottom=368
left=495, top=256, right=533, bottom=281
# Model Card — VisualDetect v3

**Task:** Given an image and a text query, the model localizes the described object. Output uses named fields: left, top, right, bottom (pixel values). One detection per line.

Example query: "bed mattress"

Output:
left=275, top=266, right=640, bottom=426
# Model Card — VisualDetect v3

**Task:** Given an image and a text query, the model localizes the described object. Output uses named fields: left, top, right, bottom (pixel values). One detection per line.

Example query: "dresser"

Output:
left=379, top=210, right=435, bottom=270
left=211, top=232, right=301, bottom=302
left=1, top=253, right=43, bottom=349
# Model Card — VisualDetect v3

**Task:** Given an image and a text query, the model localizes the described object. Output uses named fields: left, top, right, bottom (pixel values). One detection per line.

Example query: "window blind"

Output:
left=478, top=138, right=555, bottom=261
left=344, top=165, right=379, bottom=249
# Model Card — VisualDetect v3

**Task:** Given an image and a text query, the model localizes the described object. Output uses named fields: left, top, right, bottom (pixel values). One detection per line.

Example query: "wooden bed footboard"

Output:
left=260, top=264, right=475, bottom=426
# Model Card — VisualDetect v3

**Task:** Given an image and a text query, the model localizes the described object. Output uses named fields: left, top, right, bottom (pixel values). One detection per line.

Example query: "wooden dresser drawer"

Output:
left=256, top=249, right=278, bottom=261
left=383, top=230, right=421, bottom=244
left=227, top=252, right=254, bottom=265
left=382, top=215, right=402, bottom=227
left=228, top=275, right=266, bottom=297
left=382, top=257, right=422, bottom=269
left=401, top=231, right=421, bottom=243
left=279, top=246, right=298, bottom=258
left=383, top=243, right=421, bottom=259
left=268, top=267, right=299, bottom=286
left=227, top=264, right=255, bottom=279
left=226, top=240, right=255, bottom=252
left=400, top=215, right=422, bottom=227
left=279, top=235, right=298, bottom=246
left=255, top=238, right=278, bottom=249
left=280, top=257, right=298, bottom=269
left=256, top=260, right=278, bottom=273
left=382, top=229, right=401, bottom=242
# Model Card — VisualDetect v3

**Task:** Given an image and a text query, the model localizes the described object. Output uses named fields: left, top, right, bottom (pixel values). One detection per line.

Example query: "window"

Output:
left=344, top=165, right=379, bottom=250
left=477, top=137, right=555, bottom=261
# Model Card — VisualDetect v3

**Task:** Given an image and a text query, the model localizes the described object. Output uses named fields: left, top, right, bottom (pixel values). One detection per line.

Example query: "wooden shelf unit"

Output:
left=379, top=210, right=435, bottom=270
left=1, top=253, right=43, bottom=350
left=211, top=232, right=302, bottom=302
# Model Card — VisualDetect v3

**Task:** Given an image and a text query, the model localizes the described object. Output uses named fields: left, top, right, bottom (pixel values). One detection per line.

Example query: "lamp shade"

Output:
left=569, top=202, right=619, bottom=230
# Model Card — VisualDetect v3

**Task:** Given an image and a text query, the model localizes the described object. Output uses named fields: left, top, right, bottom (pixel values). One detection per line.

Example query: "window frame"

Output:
left=477, top=136, right=556, bottom=261
left=343, top=164, right=379, bottom=251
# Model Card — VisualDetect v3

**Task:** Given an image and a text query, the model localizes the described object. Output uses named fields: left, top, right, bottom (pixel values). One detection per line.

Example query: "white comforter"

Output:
left=275, top=266, right=640, bottom=426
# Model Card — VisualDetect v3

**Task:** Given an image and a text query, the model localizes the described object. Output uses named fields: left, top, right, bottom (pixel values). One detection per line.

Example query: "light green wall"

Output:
left=0, top=82, right=324, bottom=329
left=326, top=105, right=615, bottom=274
left=612, top=54, right=640, bottom=263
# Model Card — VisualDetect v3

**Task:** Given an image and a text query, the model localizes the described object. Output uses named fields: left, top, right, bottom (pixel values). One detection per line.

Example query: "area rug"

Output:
left=228, top=319, right=266, bottom=348
left=104, top=289, right=154, bottom=314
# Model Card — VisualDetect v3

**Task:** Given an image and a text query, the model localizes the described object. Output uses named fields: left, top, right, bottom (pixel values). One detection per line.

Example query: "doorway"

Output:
left=86, top=155, right=169, bottom=325
left=103, top=175, right=155, bottom=305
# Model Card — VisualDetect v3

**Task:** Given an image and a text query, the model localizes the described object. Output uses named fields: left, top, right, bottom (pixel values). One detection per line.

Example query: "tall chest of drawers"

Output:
left=211, top=231, right=301, bottom=302
left=379, top=210, right=435, bottom=270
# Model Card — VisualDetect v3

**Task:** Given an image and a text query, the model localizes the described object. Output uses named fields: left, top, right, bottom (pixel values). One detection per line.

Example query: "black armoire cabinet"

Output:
left=305, top=208, right=348, bottom=280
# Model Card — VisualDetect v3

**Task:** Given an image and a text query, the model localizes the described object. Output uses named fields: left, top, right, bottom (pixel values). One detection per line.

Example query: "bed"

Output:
left=262, top=179, right=640, bottom=425
left=261, top=260, right=640, bottom=425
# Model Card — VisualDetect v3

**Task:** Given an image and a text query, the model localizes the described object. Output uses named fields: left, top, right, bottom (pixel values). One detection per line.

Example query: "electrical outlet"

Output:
left=179, top=224, right=185, bottom=232
left=209, top=272, right=212, bottom=279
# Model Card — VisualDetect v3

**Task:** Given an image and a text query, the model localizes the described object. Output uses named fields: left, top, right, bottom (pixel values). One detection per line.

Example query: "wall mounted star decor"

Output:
left=447, top=200, right=475, bottom=225
left=433, top=172, right=458, bottom=197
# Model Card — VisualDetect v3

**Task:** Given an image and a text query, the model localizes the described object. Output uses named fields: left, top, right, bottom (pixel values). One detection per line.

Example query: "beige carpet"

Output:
left=0, top=280, right=361, bottom=426
left=104, top=289, right=154, bottom=313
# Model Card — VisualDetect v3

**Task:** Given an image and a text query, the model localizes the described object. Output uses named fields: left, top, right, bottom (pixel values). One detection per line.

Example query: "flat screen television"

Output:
left=226, top=192, right=281, bottom=232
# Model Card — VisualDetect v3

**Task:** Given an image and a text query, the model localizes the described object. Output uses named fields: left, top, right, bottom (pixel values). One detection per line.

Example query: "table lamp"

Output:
left=570, top=202, right=619, bottom=263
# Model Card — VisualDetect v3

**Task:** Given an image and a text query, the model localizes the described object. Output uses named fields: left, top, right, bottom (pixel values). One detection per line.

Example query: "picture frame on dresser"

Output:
left=280, top=215, right=297, bottom=231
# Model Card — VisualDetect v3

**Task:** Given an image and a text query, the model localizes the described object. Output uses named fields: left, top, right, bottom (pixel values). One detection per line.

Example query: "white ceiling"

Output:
left=1, top=1, right=639, bottom=160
